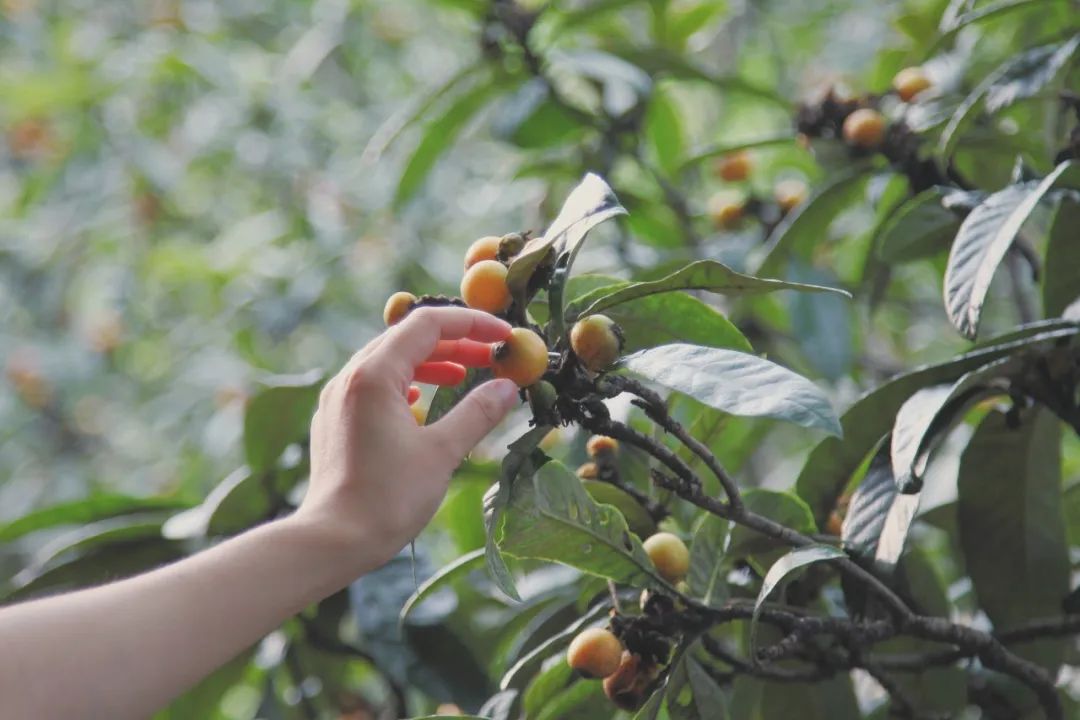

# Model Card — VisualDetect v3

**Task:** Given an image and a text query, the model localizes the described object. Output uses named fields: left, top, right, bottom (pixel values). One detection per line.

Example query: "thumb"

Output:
left=428, top=379, right=520, bottom=460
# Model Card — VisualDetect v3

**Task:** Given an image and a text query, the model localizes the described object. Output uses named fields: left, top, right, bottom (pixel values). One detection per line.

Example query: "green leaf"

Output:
left=493, top=78, right=587, bottom=150
left=507, top=173, right=626, bottom=306
left=581, top=480, right=656, bottom=539
left=687, top=514, right=730, bottom=608
left=399, top=549, right=485, bottom=628
left=939, top=0, right=1056, bottom=32
left=621, top=344, right=841, bottom=436
left=756, top=167, right=871, bottom=276
left=728, top=490, right=817, bottom=559
left=569, top=260, right=848, bottom=320
left=795, top=323, right=1080, bottom=525
left=534, top=679, right=608, bottom=720
left=394, top=74, right=504, bottom=207
left=499, top=460, right=669, bottom=587
left=0, top=494, right=191, bottom=543
left=609, top=46, right=788, bottom=107
left=839, top=440, right=921, bottom=571
left=958, top=407, right=1070, bottom=674
left=645, top=83, right=685, bottom=176
left=523, top=657, right=573, bottom=716
left=890, top=354, right=1029, bottom=492
left=937, top=38, right=1080, bottom=161
left=484, top=426, right=552, bottom=601
left=751, top=545, right=845, bottom=655
left=686, top=656, right=729, bottom=718
left=243, top=369, right=324, bottom=473
left=787, top=262, right=854, bottom=381
left=875, top=187, right=960, bottom=263
left=602, top=290, right=752, bottom=353
left=1042, top=198, right=1080, bottom=318
left=944, top=161, right=1080, bottom=338
left=4, top=539, right=186, bottom=602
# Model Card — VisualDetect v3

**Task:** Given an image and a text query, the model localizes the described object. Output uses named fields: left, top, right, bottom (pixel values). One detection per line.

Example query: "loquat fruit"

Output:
left=491, top=327, right=548, bottom=387
left=463, top=235, right=502, bottom=271
left=774, top=178, right=808, bottom=214
left=893, top=66, right=931, bottom=102
left=461, top=260, right=511, bottom=314
left=586, top=435, right=619, bottom=458
left=383, top=291, right=417, bottom=326
left=842, top=108, right=886, bottom=149
left=643, top=532, right=690, bottom=584
left=570, top=314, right=623, bottom=373
left=714, top=150, right=752, bottom=182
left=566, top=627, right=623, bottom=679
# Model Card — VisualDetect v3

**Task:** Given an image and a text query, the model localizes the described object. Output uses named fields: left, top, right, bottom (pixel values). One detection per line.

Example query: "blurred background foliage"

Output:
left=1, top=0, right=1078, bottom=718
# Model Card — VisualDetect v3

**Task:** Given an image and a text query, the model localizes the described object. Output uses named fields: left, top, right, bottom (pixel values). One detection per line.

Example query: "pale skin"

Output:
left=0, top=307, right=522, bottom=720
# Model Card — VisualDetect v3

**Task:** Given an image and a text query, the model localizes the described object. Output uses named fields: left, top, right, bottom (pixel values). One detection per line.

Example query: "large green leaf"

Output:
left=243, top=369, right=323, bottom=473
left=394, top=73, right=505, bottom=207
left=875, top=187, right=960, bottom=263
left=499, top=460, right=668, bottom=587
left=890, top=354, right=1027, bottom=492
left=841, top=440, right=920, bottom=570
left=0, top=494, right=191, bottom=542
left=603, top=291, right=752, bottom=354
left=582, top=480, right=656, bottom=539
left=958, top=407, right=1069, bottom=674
left=621, top=344, right=841, bottom=436
left=687, top=514, right=730, bottom=608
left=1042, top=198, right=1080, bottom=318
left=507, top=173, right=626, bottom=306
left=645, top=83, right=685, bottom=177
left=943, top=161, right=1080, bottom=339
left=399, top=549, right=485, bottom=627
left=493, top=78, right=587, bottom=150
left=755, top=167, right=871, bottom=276
left=569, top=260, right=848, bottom=320
left=4, top=539, right=186, bottom=601
left=794, top=323, right=1079, bottom=525
left=483, top=426, right=552, bottom=601
left=937, top=38, right=1080, bottom=161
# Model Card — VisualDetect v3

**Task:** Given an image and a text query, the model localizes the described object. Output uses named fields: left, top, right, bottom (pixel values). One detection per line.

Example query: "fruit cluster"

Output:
left=706, top=149, right=810, bottom=233
left=382, top=233, right=627, bottom=420
left=796, top=66, right=946, bottom=191
left=563, top=436, right=692, bottom=711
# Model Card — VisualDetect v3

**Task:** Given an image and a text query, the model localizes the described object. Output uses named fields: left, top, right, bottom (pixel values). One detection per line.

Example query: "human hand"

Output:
left=297, top=307, right=521, bottom=569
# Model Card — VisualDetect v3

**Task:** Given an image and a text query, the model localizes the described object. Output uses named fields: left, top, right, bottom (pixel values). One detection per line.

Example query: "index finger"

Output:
left=372, top=307, right=511, bottom=381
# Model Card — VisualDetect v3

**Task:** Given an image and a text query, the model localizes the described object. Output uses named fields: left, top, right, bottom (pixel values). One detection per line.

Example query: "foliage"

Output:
left=2, top=0, right=1080, bottom=718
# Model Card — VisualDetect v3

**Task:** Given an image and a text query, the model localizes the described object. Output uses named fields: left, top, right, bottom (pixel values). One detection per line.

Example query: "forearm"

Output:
left=0, top=514, right=371, bottom=720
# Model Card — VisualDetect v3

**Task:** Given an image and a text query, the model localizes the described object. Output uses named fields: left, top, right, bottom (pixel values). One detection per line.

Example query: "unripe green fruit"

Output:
left=570, top=315, right=623, bottom=373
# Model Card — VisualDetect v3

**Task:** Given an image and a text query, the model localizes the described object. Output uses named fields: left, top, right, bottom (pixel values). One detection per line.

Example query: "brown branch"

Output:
left=572, top=383, right=1066, bottom=718
left=602, top=376, right=743, bottom=511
